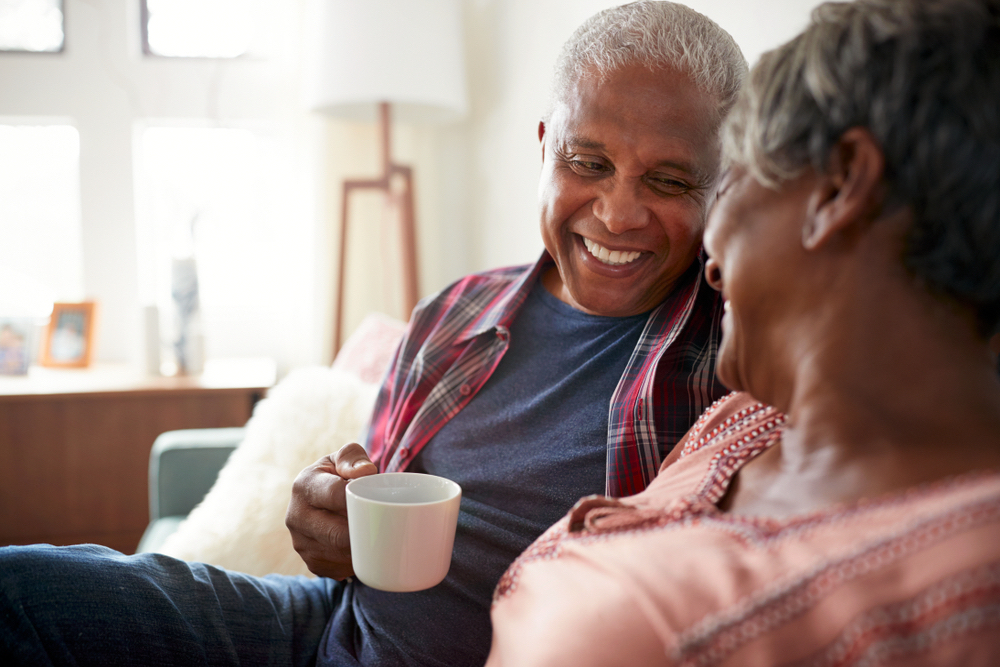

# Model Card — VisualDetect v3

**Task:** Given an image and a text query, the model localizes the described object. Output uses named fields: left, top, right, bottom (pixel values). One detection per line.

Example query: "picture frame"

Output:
left=0, top=318, right=36, bottom=376
left=40, top=302, right=96, bottom=368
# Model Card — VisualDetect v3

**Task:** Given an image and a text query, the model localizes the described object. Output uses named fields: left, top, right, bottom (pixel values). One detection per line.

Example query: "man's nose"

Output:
left=592, top=179, right=650, bottom=234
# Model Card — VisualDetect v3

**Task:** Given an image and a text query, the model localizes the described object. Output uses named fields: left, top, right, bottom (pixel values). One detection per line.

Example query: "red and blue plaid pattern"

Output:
left=363, top=252, right=726, bottom=497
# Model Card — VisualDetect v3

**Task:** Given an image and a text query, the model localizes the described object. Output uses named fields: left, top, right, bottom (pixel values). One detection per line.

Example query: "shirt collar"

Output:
left=452, top=251, right=554, bottom=344
left=453, top=248, right=707, bottom=344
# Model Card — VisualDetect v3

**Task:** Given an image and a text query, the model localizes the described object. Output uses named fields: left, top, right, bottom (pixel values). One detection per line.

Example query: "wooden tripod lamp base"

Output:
left=332, top=102, right=419, bottom=357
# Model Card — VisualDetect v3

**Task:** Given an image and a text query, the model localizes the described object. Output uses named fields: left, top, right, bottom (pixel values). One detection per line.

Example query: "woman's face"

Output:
left=703, top=165, right=818, bottom=398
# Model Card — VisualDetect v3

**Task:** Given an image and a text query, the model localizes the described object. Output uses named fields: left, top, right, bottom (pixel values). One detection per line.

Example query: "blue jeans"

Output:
left=0, top=544, right=337, bottom=666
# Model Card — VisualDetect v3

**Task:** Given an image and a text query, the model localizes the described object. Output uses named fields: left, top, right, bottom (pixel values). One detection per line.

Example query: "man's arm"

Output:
left=285, top=265, right=531, bottom=578
left=283, top=292, right=433, bottom=579
left=283, top=312, right=417, bottom=579
left=283, top=325, right=414, bottom=579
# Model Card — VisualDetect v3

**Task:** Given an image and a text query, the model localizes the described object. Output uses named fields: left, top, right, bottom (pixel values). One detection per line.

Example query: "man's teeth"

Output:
left=582, top=238, right=642, bottom=266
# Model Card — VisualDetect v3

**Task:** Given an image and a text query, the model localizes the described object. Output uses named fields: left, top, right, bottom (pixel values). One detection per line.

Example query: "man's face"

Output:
left=538, top=63, right=721, bottom=317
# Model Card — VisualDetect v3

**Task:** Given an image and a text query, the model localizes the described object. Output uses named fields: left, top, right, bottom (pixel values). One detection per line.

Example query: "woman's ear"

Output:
left=803, top=127, right=886, bottom=250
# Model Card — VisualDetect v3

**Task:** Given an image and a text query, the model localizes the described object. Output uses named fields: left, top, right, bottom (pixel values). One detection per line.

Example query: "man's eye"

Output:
left=648, top=176, right=690, bottom=195
left=572, top=160, right=606, bottom=173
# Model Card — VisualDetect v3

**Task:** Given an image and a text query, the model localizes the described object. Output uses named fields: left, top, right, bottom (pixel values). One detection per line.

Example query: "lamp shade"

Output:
left=308, top=0, right=468, bottom=124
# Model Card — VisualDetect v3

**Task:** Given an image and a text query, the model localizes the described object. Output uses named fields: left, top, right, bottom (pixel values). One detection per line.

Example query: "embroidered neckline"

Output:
left=586, top=398, right=1000, bottom=539
left=683, top=399, right=1000, bottom=537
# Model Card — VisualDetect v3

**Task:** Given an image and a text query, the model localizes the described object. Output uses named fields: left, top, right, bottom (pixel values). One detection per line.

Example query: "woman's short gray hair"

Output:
left=546, top=1, right=747, bottom=123
left=724, top=0, right=1000, bottom=333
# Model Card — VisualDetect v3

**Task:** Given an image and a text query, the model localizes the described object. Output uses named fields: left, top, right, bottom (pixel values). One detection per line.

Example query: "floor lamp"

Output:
left=308, top=0, right=468, bottom=356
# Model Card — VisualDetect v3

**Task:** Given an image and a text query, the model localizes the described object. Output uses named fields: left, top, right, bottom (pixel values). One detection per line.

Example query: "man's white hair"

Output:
left=547, top=1, right=747, bottom=121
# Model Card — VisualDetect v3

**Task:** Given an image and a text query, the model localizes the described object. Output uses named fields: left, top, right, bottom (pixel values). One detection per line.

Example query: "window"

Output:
left=141, top=0, right=260, bottom=58
left=0, top=123, right=82, bottom=317
left=0, top=0, right=64, bottom=53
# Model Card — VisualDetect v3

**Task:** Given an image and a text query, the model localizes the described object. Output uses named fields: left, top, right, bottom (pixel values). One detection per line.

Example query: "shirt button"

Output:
left=460, top=384, right=471, bottom=396
left=397, top=447, right=410, bottom=458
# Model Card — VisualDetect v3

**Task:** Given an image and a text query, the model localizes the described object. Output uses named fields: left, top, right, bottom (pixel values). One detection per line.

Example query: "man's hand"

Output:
left=285, top=443, right=378, bottom=579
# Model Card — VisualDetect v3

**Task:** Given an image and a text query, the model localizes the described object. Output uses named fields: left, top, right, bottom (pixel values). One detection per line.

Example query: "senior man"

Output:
left=0, top=3, right=745, bottom=666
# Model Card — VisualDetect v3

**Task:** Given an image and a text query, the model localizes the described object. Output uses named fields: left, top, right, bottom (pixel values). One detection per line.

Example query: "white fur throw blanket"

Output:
left=156, top=312, right=407, bottom=575
left=157, top=365, right=382, bottom=576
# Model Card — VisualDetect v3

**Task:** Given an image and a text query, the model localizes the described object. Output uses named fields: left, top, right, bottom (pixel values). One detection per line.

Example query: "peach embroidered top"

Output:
left=487, top=393, right=1000, bottom=666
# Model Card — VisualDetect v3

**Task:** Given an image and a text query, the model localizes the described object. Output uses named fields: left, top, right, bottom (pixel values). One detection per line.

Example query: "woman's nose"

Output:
left=704, top=257, right=723, bottom=292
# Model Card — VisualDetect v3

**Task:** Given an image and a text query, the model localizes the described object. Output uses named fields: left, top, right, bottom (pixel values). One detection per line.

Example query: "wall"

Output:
left=0, top=0, right=824, bottom=372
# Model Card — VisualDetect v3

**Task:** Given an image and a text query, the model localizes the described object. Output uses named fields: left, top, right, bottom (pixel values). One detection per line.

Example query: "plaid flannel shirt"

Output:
left=363, top=251, right=726, bottom=497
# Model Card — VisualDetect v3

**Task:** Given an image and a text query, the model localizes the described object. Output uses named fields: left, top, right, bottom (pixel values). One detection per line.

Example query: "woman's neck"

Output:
left=726, top=263, right=1000, bottom=518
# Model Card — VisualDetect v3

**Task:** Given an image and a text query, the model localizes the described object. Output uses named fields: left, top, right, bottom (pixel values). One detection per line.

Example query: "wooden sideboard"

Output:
left=0, top=361, right=275, bottom=554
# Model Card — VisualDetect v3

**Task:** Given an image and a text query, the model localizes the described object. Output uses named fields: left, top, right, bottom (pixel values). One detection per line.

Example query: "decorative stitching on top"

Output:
left=672, top=498, right=1000, bottom=667
left=785, top=561, right=1000, bottom=667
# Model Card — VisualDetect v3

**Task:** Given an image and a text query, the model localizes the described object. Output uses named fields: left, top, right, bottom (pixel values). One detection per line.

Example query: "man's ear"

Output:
left=803, top=127, right=886, bottom=250
left=538, top=121, right=547, bottom=161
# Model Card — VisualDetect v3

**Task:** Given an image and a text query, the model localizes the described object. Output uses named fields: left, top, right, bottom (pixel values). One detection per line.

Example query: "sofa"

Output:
left=137, top=427, right=244, bottom=553
left=136, top=313, right=407, bottom=577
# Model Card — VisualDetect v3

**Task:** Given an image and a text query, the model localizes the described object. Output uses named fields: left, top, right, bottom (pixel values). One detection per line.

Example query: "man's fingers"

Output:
left=333, top=443, right=378, bottom=480
left=286, top=513, right=354, bottom=579
left=285, top=449, right=376, bottom=579
left=296, top=505, right=351, bottom=551
left=291, top=457, right=347, bottom=513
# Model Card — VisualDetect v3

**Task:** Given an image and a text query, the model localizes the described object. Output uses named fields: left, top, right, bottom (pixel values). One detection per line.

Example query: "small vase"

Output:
left=171, top=257, right=204, bottom=375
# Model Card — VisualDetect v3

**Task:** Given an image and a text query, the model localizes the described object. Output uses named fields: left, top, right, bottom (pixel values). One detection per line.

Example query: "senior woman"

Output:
left=486, top=0, right=1000, bottom=664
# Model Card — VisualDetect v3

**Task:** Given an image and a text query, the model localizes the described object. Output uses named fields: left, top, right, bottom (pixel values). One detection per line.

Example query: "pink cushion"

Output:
left=332, top=313, right=408, bottom=385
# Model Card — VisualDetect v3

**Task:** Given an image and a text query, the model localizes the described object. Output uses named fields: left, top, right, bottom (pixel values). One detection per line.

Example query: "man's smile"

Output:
left=581, top=236, right=643, bottom=266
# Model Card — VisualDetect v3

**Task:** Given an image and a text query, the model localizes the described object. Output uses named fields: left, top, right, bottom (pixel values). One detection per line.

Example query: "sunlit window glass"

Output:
left=0, top=0, right=64, bottom=53
left=0, top=124, right=83, bottom=316
left=135, top=125, right=309, bottom=366
left=143, top=0, right=259, bottom=58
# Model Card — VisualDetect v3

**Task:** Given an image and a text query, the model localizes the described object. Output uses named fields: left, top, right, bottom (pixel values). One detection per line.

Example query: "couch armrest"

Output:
left=148, top=428, right=244, bottom=521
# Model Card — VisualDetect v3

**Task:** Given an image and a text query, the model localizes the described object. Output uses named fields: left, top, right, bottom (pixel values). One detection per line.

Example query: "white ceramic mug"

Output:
left=346, top=472, right=462, bottom=592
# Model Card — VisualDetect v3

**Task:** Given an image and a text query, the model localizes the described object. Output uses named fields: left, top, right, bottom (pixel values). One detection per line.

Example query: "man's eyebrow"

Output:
left=562, top=135, right=605, bottom=151
left=656, top=160, right=699, bottom=175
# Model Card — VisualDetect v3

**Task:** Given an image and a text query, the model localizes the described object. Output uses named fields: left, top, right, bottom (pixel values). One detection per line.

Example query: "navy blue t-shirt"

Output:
left=319, top=281, right=649, bottom=666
